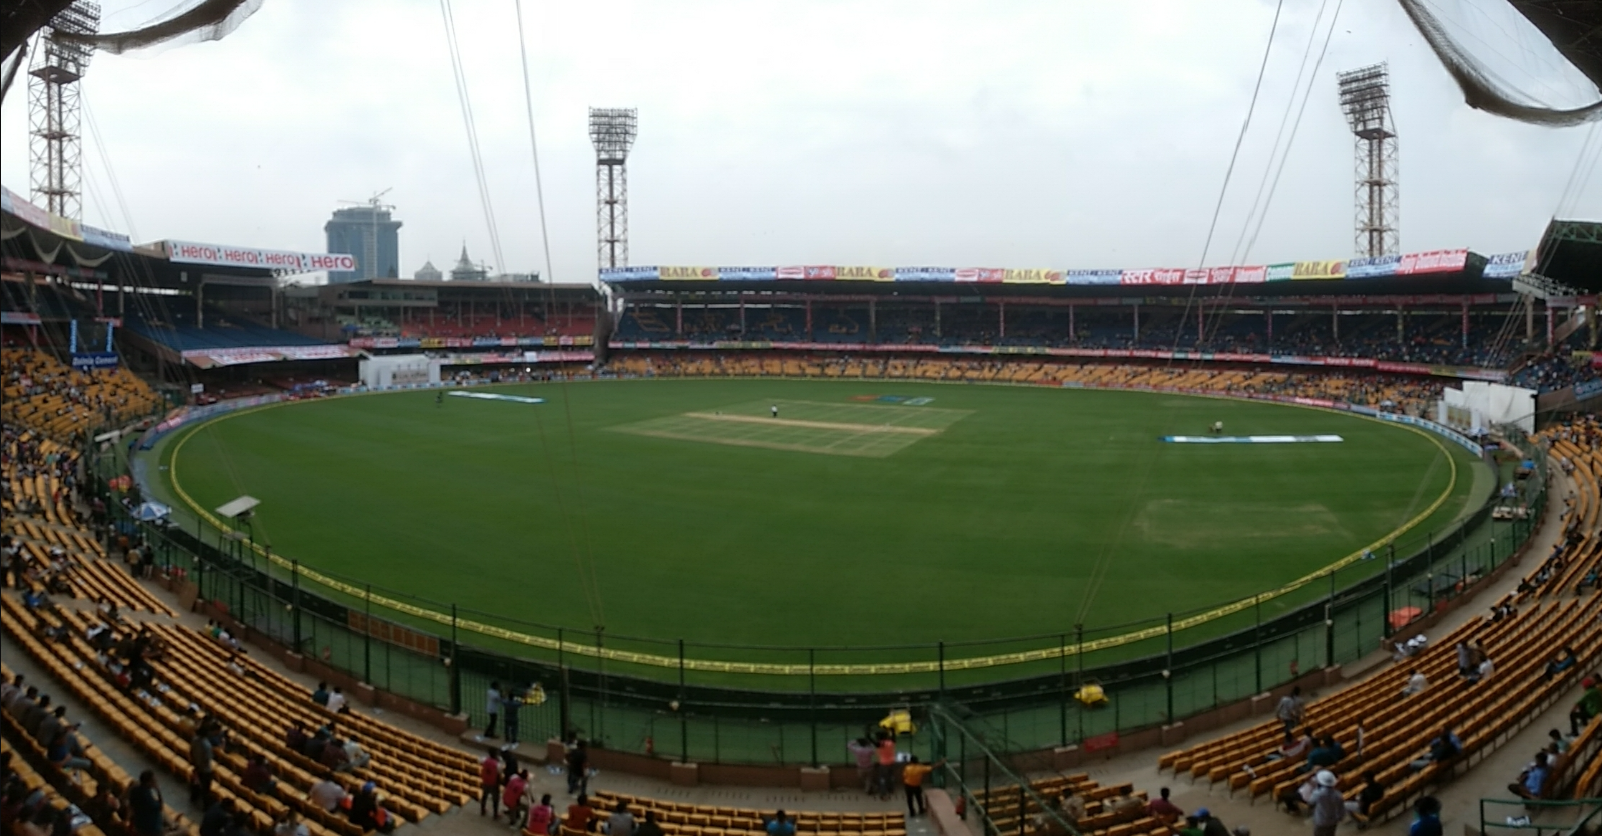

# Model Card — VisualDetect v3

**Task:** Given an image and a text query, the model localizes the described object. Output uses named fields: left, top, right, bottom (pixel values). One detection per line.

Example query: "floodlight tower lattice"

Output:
left=589, top=108, right=637, bottom=270
left=1337, top=63, right=1399, bottom=258
left=28, top=1, right=99, bottom=221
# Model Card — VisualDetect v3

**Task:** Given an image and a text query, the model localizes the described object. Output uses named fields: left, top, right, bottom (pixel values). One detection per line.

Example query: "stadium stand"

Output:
left=605, top=353, right=1449, bottom=416
left=123, top=309, right=329, bottom=353
left=1, top=350, right=163, bottom=441
left=1154, top=413, right=1602, bottom=822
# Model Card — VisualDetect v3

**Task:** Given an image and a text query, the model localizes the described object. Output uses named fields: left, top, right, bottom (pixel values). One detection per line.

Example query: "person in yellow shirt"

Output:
left=900, top=756, right=946, bottom=818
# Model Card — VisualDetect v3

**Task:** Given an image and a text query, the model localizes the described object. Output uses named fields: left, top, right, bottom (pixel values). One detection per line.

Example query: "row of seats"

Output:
left=968, top=773, right=1174, bottom=836
left=586, top=790, right=904, bottom=836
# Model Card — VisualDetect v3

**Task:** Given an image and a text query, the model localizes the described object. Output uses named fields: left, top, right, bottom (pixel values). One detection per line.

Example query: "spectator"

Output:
left=1401, top=669, right=1428, bottom=697
left=125, top=770, right=164, bottom=836
left=480, top=749, right=502, bottom=817
left=765, top=811, right=796, bottom=836
left=900, top=756, right=943, bottom=818
left=273, top=809, right=309, bottom=836
left=241, top=753, right=276, bottom=795
left=485, top=681, right=502, bottom=739
left=504, top=770, right=530, bottom=827
left=308, top=773, right=346, bottom=813
left=1275, top=686, right=1304, bottom=734
left=1308, top=770, right=1346, bottom=836
left=565, top=794, right=595, bottom=833
left=1146, top=787, right=1184, bottom=824
left=1346, top=770, right=1385, bottom=821
left=1410, top=726, right=1461, bottom=771
left=199, top=799, right=235, bottom=836
left=1570, top=677, right=1600, bottom=736
left=847, top=738, right=875, bottom=794
left=634, top=809, right=663, bottom=836
left=1509, top=752, right=1550, bottom=800
left=873, top=733, right=897, bottom=799
left=566, top=739, right=588, bottom=795
left=609, top=800, right=637, bottom=836
left=189, top=729, right=215, bottom=804
left=1409, top=796, right=1444, bottom=836
left=525, top=792, right=555, bottom=836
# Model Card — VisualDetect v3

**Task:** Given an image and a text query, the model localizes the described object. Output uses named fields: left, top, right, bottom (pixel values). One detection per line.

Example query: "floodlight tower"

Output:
left=28, top=1, right=99, bottom=221
left=589, top=108, right=637, bottom=270
left=1337, top=63, right=1399, bottom=258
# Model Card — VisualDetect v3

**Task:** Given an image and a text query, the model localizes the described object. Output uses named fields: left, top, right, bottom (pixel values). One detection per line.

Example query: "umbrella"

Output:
left=1388, top=606, right=1423, bottom=630
left=132, top=500, right=172, bottom=522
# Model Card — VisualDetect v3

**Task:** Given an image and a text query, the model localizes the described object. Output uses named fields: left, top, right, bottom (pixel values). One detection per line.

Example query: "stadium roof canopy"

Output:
left=1507, top=1, right=1602, bottom=92
left=1528, top=219, right=1602, bottom=294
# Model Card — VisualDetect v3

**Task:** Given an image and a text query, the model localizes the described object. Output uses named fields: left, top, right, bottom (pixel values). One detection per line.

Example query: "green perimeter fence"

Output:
left=97, top=434, right=1546, bottom=768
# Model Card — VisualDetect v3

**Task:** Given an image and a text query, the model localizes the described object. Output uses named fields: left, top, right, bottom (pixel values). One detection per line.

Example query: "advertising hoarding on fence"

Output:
left=165, top=240, right=357, bottom=274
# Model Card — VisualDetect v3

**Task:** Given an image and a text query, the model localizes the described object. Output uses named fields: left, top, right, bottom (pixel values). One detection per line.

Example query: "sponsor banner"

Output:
left=1065, top=269, right=1122, bottom=286
left=70, top=352, right=119, bottom=371
left=954, top=267, right=1003, bottom=282
left=955, top=268, right=1005, bottom=283
left=718, top=266, right=776, bottom=281
left=165, top=240, right=357, bottom=274
left=48, top=215, right=83, bottom=241
left=895, top=267, right=956, bottom=282
left=1, top=311, right=41, bottom=325
left=1292, top=259, right=1346, bottom=280
left=658, top=266, right=717, bottom=281
left=180, top=345, right=362, bottom=368
left=835, top=265, right=894, bottom=281
left=1120, top=268, right=1184, bottom=286
left=521, top=350, right=594, bottom=363
left=1002, top=268, right=1064, bottom=284
left=1397, top=248, right=1468, bottom=275
left=599, top=266, right=660, bottom=281
left=1266, top=263, right=1295, bottom=282
left=1346, top=254, right=1401, bottom=279
left=1231, top=265, right=1268, bottom=284
left=1481, top=251, right=1528, bottom=279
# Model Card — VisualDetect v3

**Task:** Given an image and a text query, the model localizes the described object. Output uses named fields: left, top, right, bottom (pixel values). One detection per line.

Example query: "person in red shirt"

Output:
left=1145, top=787, right=1184, bottom=824
left=479, top=749, right=501, bottom=817
left=565, top=794, right=596, bottom=833
left=874, top=734, right=897, bottom=799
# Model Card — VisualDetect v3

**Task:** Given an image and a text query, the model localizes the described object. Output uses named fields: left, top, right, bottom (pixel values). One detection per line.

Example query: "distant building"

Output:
left=325, top=205, right=402, bottom=284
left=414, top=260, right=442, bottom=282
left=450, top=245, right=487, bottom=282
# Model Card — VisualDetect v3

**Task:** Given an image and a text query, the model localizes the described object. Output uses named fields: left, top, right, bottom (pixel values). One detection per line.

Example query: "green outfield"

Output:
left=156, top=379, right=1486, bottom=653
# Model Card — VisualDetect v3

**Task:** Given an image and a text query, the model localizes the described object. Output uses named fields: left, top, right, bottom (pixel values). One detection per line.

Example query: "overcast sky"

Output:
left=2, top=0, right=1598, bottom=283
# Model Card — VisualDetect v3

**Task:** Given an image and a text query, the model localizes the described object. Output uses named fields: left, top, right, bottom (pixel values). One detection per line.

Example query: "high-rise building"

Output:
left=324, top=205, right=402, bottom=283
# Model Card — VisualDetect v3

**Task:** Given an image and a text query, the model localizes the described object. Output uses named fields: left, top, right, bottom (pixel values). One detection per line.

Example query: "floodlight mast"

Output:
left=1337, top=63, right=1399, bottom=259
left=589, top=108, right=637, bottom=270
left=28, top=1, right=99, bottom=221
